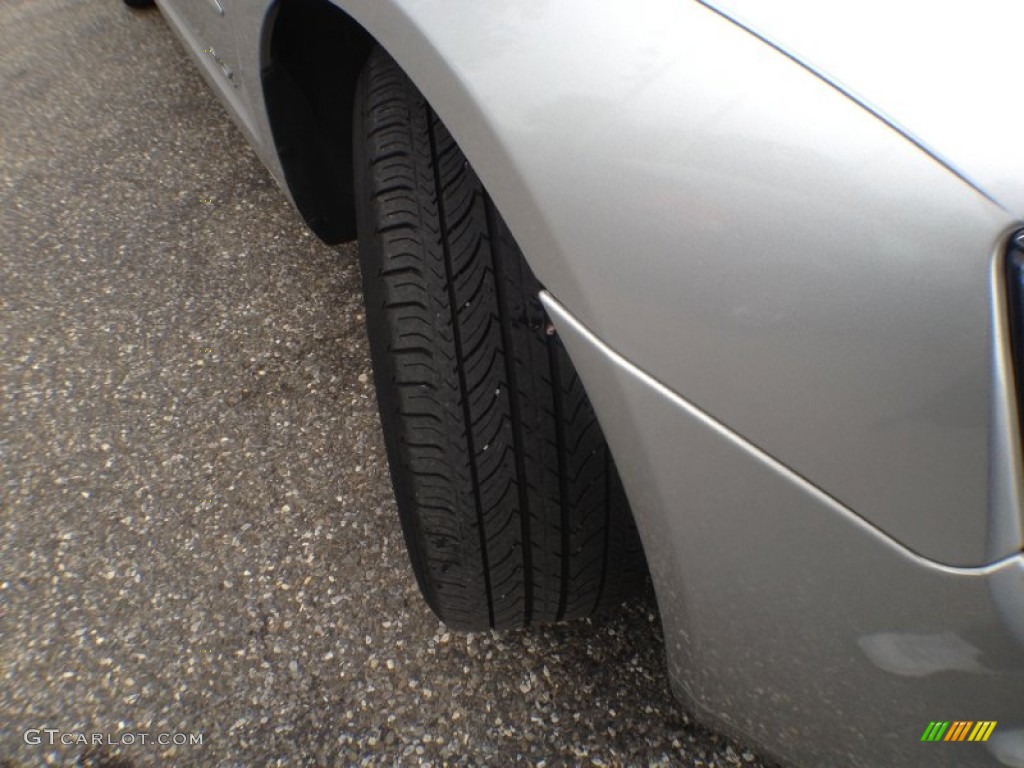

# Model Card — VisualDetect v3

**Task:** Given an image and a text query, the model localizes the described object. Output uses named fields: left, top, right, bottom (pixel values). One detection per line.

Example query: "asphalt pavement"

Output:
left=0, top=1, right=772, bottom=765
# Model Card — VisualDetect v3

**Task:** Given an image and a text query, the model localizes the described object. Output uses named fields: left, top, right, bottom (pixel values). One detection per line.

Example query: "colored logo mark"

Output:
left=921, top=721, right=997, bottom=742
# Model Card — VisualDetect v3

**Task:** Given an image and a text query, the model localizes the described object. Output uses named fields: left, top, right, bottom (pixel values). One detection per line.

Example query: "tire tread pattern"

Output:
left=354, top=48, right=645, bottom=630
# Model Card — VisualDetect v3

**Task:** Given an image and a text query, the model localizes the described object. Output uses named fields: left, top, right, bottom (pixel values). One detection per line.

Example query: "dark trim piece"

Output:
left=1006, top=232, right=1024, bottom=444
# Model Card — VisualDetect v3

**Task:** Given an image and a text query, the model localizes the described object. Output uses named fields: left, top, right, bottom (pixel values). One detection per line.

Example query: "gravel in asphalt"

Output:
left=0, top=1, right=773, bottom=765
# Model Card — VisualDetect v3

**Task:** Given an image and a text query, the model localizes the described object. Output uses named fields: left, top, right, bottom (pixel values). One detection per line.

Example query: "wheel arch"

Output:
left=260, top=0, right=542, bottom=252
left=260, top=0, right=372, bottom=243
left=259, top=0, right=653, bottom=614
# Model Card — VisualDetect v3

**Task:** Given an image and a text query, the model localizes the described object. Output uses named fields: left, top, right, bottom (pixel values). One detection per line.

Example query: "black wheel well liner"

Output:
left=261, top=0, right=373, bottom=243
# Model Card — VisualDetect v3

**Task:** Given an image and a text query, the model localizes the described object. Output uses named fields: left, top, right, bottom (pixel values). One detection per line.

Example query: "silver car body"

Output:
left=154, top=0, right=1024, bottom=765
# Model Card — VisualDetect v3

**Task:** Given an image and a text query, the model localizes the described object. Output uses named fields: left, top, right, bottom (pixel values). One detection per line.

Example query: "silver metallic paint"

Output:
left=151, top=0, right=1024, bottom=763
left=543, top=290, right=1024, bottom=768
left=284, top=0, right=1020, bottom=567
left=703, top=0, right=1024, bottom=218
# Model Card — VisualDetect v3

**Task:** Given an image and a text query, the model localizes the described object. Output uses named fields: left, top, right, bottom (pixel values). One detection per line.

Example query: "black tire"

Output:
left=123, top=0, right=155, bottom=8
left=352, top=47, right=646, bottom=631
